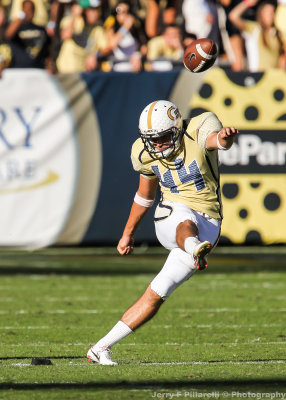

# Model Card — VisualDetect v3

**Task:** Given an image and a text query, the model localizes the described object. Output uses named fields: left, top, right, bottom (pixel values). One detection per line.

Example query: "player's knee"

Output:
left=145, top=285, right=164, bottom=307
left=150, top=248, right=196, bottom=300
left=151, top=275, right=177, bottom=300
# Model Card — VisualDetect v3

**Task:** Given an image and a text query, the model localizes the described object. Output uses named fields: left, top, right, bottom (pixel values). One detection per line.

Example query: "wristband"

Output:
left=134, top=192, right=154, bottom=208
left=18, top=11, right=26, bottom=20
left=119, top=26, right=128, bottom=36
left=216, top=131, right=227, bottom=150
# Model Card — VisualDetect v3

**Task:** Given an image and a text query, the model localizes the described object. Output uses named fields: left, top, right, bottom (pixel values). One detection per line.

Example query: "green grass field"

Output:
left=0, top=247, right=285, bottom=399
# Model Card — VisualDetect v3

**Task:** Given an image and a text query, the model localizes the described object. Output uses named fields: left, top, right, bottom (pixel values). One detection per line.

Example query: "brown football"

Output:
left=183, top=38, right=218, bottom=73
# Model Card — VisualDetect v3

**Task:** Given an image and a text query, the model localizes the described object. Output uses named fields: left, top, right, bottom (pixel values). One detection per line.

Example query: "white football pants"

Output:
left=151, top=200, right=221, bottom=300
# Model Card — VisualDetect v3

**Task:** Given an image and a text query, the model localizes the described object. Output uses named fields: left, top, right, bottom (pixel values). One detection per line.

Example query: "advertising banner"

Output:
left=0, top=69, right=101, bottom=248
left=0, top=68, right=285, bottom=247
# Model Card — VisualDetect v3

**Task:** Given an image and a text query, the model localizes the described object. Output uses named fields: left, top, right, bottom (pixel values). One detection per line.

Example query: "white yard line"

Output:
left=191, top=283, right=286, bottom=290
left=7, top=360, right=286, bottom=367
left=140, top=360, right=286, bottom=366
left=0, top=326, right=49, bottom=330
left=150, top=323, right=285, bottom=329
left=4, top=341, right=286, bottom=347
left=0, top=310, right=99, bottom=314
left=0, top=296, right=91, bottom=302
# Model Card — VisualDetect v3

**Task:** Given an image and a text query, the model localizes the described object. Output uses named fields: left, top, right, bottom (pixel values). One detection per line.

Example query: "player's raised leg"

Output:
left=176, top=219, right=212, bottom=270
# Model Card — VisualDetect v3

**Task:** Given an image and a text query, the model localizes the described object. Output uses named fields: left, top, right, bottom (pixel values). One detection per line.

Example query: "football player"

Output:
left=87, top=100, right=238, bottom=365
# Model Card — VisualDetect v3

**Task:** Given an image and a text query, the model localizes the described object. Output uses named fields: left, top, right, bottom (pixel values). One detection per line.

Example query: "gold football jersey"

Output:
left=131, top=112, right=223, bottom=220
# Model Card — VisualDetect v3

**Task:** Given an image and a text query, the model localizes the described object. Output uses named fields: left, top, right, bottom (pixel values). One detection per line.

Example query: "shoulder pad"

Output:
left=131, top=138, right=155, bottom=175
left=196, top=112, right=223, bottom=151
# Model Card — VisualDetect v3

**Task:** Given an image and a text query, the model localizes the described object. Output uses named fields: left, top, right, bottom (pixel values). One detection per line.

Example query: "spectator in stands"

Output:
left=5, top=0, right=51, bottom=69
left=44, top=0, right=63, bottom=73
left=146, top=23, right=184, bottom=70
left=182, top=0, right=214, bottom=39
left=45, top=0, right=61, bottom=37
left=8, top=0, right=49, bottom=27
left=145, top=0, right=180, bottom=38
left=229, top=0, right=286, bottom=71
left=56, top=0, right=108, bottom=73
left=103, top=0, right=147, bottom=72
left=220, top=0, right=245, bottom=71
left=99, top=0, right=117, bottom=20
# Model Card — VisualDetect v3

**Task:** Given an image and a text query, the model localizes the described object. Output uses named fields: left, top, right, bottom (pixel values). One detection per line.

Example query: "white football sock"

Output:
left=184, top=236, right=200, bottom=256
left=94, top=320, right=133, bottom=349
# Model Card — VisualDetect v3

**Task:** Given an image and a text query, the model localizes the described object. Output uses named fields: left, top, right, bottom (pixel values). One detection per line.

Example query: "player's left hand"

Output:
left=219, top=127, right=239, bottom=139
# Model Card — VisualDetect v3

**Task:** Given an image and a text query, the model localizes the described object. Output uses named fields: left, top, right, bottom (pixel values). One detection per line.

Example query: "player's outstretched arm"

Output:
left=206, top=127, right=239, bottom=151
left=117, top=175, right=158, bottom=256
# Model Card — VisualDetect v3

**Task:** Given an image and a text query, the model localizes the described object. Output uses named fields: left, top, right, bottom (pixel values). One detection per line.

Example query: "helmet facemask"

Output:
left=140, top=126, right=184, bottom=159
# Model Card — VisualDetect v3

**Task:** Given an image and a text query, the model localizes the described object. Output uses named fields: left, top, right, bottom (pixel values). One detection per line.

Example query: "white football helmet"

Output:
left=138, top=100, right=184, bottom=159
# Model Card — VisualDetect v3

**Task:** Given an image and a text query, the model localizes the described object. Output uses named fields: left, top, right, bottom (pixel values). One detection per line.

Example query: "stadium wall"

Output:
left=0, top=68, right=285, bottom=248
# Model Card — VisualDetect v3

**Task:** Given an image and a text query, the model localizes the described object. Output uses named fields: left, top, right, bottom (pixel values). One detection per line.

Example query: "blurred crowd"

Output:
left=0, top=0, right=286, bottom=75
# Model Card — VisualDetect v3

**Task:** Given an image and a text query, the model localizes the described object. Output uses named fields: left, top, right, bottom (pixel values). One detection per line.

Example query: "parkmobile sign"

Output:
left=219, top=132, right=286, bottom=171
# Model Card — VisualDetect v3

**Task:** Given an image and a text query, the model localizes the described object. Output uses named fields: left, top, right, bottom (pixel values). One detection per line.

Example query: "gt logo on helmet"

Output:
left=167, top=106, right=181, bottom=121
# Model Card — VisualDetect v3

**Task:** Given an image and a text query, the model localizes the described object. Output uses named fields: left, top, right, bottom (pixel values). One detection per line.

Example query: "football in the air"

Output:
left=183, top=38, right=218, bottom=73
